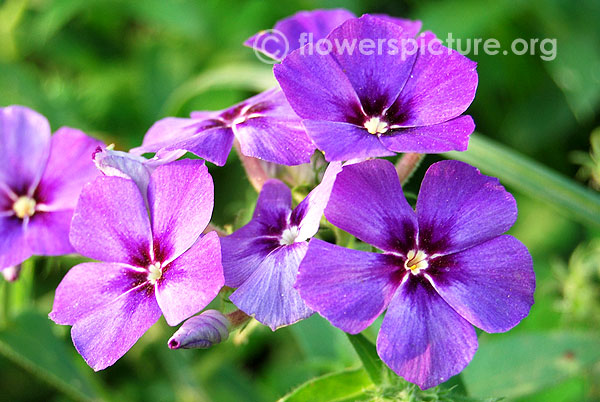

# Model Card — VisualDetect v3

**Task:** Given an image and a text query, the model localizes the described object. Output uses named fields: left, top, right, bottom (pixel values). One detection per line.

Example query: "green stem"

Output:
left=395, top=153, right=424, bottom=185
left=346, top=333, right=383, bottom=386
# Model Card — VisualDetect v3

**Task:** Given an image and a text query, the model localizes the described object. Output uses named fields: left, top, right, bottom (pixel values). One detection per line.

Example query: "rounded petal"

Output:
left=155, top=232, right=224, bottom=326
left=327, top=15, right=418, bottom=116
left=325, top=159, right=418, bottom=254
left=251, top=179, right=292, bottom=229
left=148, top=159, right=213, bottom=263
left=381, top=116, right=474, bottom=153
left=274, top=48, right=363, bottom=123
left=50, top=262, right=148, bottom=325
left=245, top=9, right=356, bottom=60
left=303, top=120, right=395, bottom=161
left=427, top=235, right=535, bottom=333
left=70, top=176, right=153, bottom=265
left=0, top=217, right=30, bottom=269
left=372, top=15, right=422, bottom=37
left=377, top=278, right=478, bottom=389
left=71, top=284, right=161, bottom=371
left=388, top=32, right=478, bottom=127
left=26, top=210, right=75, bottom=255
left=230, top=242, right=312, bottom=330
left=0, top=105, right=51, bottom=194
left=295, top=239, right=402, bottom=334
left=416, top=160, right=518, bottom=255
left=36, top=127, right=104, bottom=210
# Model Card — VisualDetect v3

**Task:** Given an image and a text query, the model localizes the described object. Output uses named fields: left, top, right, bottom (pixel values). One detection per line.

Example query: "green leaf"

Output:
left=445, top=133, right=600, bottom=227
left=0, top=310, right=99, bottom=402
left=346, top=333, right=384, bottom=385
left=278, top=367, right=373, bottom=402
left=462, top=331, right=600, bottom=399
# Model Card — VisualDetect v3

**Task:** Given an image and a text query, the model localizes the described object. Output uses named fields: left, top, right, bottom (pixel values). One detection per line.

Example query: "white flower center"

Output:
left=13, top=196, right=36, bottom=219
left=364, top=117, right=389, bottom=135
left=280, top=226, right=300, bottom=245
left=147, top=262, right=163, bottom=284
left=404, top=249, right=429, bottom=275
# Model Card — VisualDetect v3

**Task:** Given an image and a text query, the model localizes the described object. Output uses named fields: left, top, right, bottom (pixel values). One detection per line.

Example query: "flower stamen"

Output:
left=13, top=196, right=36, bottom=219
left=404, top=249, right=428, bottom=275
left=280, top=226, right=300, bottom=245
left=147, top=262, right=163, bottom=284
left=364, top=117, right=389, bottom=135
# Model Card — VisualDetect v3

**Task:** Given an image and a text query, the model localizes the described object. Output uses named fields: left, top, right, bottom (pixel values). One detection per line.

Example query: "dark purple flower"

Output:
left=245, top=9, right=422, bottom=62
left=0, top=106, right=103, bottom=270
left=221, top=162, right=342, bottom=330
left=131, top=88, right=315, bottom=167
left=274, top=15, right=478, bottom=161
left=50, top=159, right=224, bottom=370
left=295, top=159, right=535, bottom=389
left=168, top=309, right=230, bottom=350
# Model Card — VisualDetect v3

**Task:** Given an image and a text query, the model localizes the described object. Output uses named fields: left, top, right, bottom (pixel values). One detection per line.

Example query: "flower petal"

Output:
left=381, top=116, right=474, bottom=153
left=302, top=120, right=395, bottom=161
left=36, top=127, right=103, bottom=211
left=387, top=32, right=478, bottom=127
left=235, top=116, right=315, bottom=165
left=221, top=180, right=291, bottom=287
left=0, top=106, right=51, bottom=195
left=70, top=176, right=153, bottom=265
left=295, top=239, right=401, bottom=334
left=416, top=160, right=517, bottom=255
left=377, top=277, right=478, bottom=389
left=327, top=15, right=418, bottom=116
left=148, top=159, right=213, bottom=263
left=427, top=235, right=535, bottom=333
left=274, top=48, right=363, bottom=123
left=230, top=242, right=311, bottom=330
left=373, top=15, right=422, bottom=37
left=155, top=232, right=224, bottom=326
left=132, top=118, right=234, bottom=166
left=292, top=161, right=343, bottom=241
left=0, top=217, right=30, bottom=269
left=50, top=262, right=148, bottom=325
left=245, top=9, right=355, bottom=60
left=71, top=284, right=161, bottom=371
left=325, top=159, right=418, bottom=253
left=26, top=210, right=74, bottom=255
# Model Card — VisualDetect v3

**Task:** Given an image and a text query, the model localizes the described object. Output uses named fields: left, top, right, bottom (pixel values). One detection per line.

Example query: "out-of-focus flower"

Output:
left=274, top=15, right=477, bottom=161
left=0, top=106, right=103, bottom=270
left=50, top=160, right=224, bottom=370
left=220, top=162, right=342, bottom=330
left=296, top=159, right=535, bottom=389
left=131, top=88, right=315, bottom=167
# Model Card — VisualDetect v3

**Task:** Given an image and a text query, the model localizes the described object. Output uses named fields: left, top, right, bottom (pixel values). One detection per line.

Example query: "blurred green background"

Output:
left=1, top=0, right=599, bottom=401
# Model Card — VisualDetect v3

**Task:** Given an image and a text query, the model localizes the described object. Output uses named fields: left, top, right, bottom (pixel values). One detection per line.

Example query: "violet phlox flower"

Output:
left=0, top=105, right=103, bottom=270
left=131, top=88, right=315, bottom=167
left=245, top=8, right=422, bottom=62
left=295, top=159, right=535, bottom=389
left=221, top=162, right=342, bottom=330
left=50, top=159, right=224, bottom=370
left=274, top=15, right=478, bottom=161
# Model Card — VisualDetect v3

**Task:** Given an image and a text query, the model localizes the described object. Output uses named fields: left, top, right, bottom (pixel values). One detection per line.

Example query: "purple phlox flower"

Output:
left=168, top=309, right=231, bottom=350
left=295, top=159, right=535, bottom=389
left=245, top=8, right=422, bottom=62
left=0, top=105, right=103, bottom=270
left=131, top=88, right=316, bottom=167
left=50, top=159, right=224, bottom=370
left=93, top=145, right=185, bottom=200
left=221, top=161, right=342, bottom=330
left=274, top=15, right=478, bottom=161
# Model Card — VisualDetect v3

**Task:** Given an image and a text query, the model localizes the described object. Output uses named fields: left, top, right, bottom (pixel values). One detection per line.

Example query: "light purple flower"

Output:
left=295, top=159, right=535, bottom=389
left=221, top=162, right=342, bottom=330
left=0, top=105, right=103, bottom=270
left=131, top=88, right=315, bottom=167
left=245, top=9, right=422, bottom=62
left=50, top=159, right=224, bottom=370
left=274, top=15, right=478, bottom=161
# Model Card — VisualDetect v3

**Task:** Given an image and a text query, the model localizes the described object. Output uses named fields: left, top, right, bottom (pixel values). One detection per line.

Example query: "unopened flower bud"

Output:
left=168, top=310, right=231, bottom=350
left=2, top=265, right=22, bottom=282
